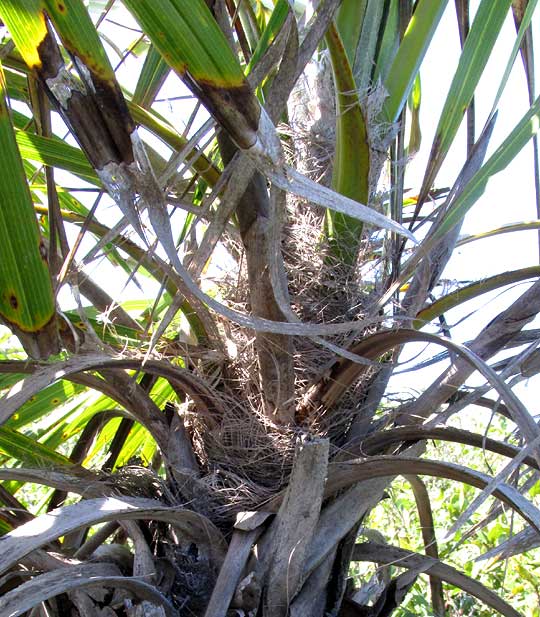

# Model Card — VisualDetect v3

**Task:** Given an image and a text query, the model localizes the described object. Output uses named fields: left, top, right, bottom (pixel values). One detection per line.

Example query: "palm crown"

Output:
left=0, top=1, right=539, bottom=615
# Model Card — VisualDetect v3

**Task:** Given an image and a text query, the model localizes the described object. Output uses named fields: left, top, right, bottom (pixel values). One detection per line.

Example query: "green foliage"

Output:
left=359, top=415, right=540, bottom=616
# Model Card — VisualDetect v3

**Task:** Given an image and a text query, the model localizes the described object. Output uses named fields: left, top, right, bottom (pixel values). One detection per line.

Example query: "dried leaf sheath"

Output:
left=0, top=0, right=147, bottom=236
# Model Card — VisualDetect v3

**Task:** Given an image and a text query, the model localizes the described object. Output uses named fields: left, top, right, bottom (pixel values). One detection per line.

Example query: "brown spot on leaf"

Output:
left=39, top=240, right=48, bottom=261
left=9, top=295, right=18, bottom=310
left=57, top=2, right=65, bottom=12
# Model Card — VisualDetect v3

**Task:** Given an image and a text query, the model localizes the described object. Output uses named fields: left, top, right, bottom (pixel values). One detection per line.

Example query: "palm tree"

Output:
left=0, top=0, right=539, bottom=615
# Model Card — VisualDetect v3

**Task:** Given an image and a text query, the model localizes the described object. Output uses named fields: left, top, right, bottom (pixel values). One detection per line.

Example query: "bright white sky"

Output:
left=392, top=1, right=540, bottom=414
left=411, top=1, right=539, bottom=276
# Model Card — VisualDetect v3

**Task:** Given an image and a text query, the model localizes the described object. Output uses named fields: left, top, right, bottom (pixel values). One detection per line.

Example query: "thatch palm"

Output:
left=0, top=0, right=539, bottom=615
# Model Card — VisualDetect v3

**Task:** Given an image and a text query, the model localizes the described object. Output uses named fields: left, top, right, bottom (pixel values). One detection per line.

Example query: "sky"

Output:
left=411, top=1, right=539, bottom=277
left=391, top=1, right=540, bottom=415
